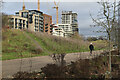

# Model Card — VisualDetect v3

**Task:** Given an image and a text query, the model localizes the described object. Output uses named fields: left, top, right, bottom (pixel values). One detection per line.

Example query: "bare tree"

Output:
left=50, top=53, right=66, bottom=66
left=118, top=2, right=120, bottom=54
left=90, top=0, right=119, bottom=78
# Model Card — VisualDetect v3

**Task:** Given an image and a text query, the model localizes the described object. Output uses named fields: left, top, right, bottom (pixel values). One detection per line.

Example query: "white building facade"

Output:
left=10, top=10, right=44, bottom=32
left=61, top=11, right=79, bottom=34
left=9, top=15, right=28, bottom=29
left=52, top=26, right=65, bottom=37
left=57, top=24, right=73, bottom=37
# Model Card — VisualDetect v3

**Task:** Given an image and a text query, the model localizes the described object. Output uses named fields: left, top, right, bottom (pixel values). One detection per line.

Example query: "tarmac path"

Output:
left=2, top=50, right=103, bottom=78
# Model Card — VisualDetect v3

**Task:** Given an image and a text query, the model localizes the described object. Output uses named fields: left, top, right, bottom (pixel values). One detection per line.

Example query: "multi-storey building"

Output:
left=43, top=14, right=52, bottom=34
left=10, top=10, right=44, bottom=32
left=61, top=11, right=78, bottom=33
left=9, top=15, right=28, bottom=29
left=16, top=10, right=44, bottom=32
left=52, top=25, right=65, bottom=37
left=57, top=24, right=73, bottom=37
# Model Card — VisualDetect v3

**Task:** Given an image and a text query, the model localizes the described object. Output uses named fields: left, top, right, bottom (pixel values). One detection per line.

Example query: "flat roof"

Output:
left=16, top=9, right=43, bottom=14
left=62, top=11, right=77, bottom=15
left=29, top=10, right=43, bottom=14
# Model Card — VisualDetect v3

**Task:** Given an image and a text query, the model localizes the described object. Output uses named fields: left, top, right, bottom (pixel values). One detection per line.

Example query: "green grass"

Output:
left=92, top=40, right=109, bottom=50
left=2, top=29, right=108, bottom=60
left=2, top=29, right=42, bottom=60
left=26, top=31, right=89, bottom=54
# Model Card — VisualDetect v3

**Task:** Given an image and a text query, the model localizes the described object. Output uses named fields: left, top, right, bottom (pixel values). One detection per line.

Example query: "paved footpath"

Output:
left=2, top=50, right=103, bottom=78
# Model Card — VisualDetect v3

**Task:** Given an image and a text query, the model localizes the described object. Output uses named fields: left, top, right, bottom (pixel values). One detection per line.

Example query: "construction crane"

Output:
left=38, top=0, right=40, bottom=11
left=53, top=1, right=59, bottom=24
left=22, top=0, right=25, bottom=10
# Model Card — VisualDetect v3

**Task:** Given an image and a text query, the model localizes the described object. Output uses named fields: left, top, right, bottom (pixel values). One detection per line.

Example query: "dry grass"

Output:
left=26, top=30, right=107, bottom=54
left=2, top=29, right=108, bottom=60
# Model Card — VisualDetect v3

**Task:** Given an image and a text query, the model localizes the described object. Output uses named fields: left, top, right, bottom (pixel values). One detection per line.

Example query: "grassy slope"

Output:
left=2, top=29, right=108, bottom=60
left=26, top=31, right=89, bottom=54
left=2, top=29, right=41, bottom=60
left=26, top=30, right=108, bottom=53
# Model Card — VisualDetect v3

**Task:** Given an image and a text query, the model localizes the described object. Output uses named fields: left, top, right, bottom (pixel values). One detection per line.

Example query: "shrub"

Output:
left=41, top=64, right=66, bottom=78
left=13, top=72, right=43, bottom=79
left=87, top=37, right=98, bottom=41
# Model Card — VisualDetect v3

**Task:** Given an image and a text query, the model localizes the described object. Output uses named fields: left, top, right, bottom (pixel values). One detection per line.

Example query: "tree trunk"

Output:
left=108, top=34, right=112, bottom=78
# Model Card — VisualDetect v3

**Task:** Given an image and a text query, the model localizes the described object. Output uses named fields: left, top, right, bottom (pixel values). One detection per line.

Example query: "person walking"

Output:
left=89, top=43, right=94, bottom=55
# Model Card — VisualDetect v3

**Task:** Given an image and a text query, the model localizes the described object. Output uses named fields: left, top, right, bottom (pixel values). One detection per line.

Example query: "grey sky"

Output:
left=3, top=0, right=119, bottom=2
left=2, top=2, right=106, bottom=37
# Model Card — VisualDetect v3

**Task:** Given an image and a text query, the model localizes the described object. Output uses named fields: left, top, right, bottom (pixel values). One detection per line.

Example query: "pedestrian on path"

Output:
left=89, top=43, right=94, bottom=55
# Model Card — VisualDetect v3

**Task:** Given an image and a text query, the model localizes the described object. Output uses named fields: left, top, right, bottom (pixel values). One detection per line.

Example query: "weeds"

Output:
left=2, top=29, right=108, bottom=60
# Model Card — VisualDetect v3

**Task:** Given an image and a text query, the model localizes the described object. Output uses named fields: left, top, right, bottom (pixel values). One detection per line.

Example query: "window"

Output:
left=45, top=23, right=48, bottom=26
left=26, top=23, right=28, bottom=28
left=23, top=20, right=25, bottom=24
left=35, top=29, right=38, bottom=31
left=29, top=15, right=33, bottom=23
left=22, top=12, right=28, bottom=18
left=16, top=12, right=19, bottom=16
left=15, top=18, right=17, bottom=22
left=23, top=24, right=25, bottom=29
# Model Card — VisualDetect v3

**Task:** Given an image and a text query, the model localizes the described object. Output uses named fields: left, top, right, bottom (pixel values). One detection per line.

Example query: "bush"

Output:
left=40, top=53, right=109, bottom=79
left=41, top=64, right=66, bottom=78
left=12, top=72, right=43, bottom=79
left=87, top=37, right=98, bottom=41
left=41, top=60, right=91, bottom=78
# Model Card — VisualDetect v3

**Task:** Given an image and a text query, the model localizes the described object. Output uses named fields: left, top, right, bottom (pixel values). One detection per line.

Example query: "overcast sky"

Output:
left=2, top=2, right=107, bottom=37
left=3, top=0, right=119, bottom=2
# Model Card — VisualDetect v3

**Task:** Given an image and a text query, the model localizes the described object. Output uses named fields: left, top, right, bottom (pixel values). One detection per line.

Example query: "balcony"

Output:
left=50, top=31, right=52, bottom=33
left=45, top=23, right=48, bottom=26
left=50, top=28, right=53, bottom=30
left=45, top=26, right=48, bottom=29
left=45, top=30, right=48, bottom=32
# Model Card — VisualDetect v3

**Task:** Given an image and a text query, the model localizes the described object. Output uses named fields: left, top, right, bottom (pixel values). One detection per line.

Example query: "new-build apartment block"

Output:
left=9, top=15, right=28, bottom=29
left=52, top=25, right=65, bottom=37
left=57, top=24, right=73, bottom=37
left=43, top=14, right=52, bottom=34
left=61, top=11, right=78, bottom=34
left=10, top=10, right=44, bottom=32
